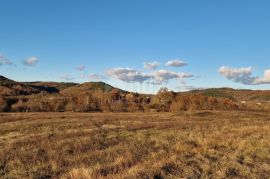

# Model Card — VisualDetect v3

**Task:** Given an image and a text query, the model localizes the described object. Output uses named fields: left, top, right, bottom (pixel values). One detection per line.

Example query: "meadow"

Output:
left=1, top=111, right=270, bottom=178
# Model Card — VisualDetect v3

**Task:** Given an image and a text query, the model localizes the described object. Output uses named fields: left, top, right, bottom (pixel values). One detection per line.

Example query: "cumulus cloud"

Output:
left=23, top=57, right=39, bottom=67
left=143, top=61, right=160, bottom=70
left=150, top=69, right=193, bottom=85
left=165, top=59, right=187, bottom=67
left=219, top=66, right=270, bottom=85
left=107, top=67, right=194, bottom=85
left=76, top=65, right=85, bottom=71
left=0, top=53, right=13, bottom=66
left=253, top=69, right=270, bottom=84
left=219, top=66, right=252, bottom=79
left=106, top=68, right=152, bottom=83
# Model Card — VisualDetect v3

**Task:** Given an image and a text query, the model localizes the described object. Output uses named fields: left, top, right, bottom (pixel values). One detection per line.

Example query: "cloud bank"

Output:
left=219, top=66, right=270, bottom=85
left=107, top=67, right=193, bottom=85
left=151, top=70, right=193, bottom=85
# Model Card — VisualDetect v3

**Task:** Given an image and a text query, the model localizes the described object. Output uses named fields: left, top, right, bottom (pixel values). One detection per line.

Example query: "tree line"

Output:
left=0, top=87, right=242, bottom=112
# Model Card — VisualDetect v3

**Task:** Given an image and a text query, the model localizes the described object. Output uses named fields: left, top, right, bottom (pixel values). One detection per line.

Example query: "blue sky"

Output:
left=0, top=0, right=270, bottom=93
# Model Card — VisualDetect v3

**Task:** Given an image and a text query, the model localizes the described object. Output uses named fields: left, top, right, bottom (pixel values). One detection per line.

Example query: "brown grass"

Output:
left=1, top=111, right=270, bottom=178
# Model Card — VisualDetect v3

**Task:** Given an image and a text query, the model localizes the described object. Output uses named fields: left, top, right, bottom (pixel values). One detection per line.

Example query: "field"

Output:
left=1, top=111, right=270, bottom=179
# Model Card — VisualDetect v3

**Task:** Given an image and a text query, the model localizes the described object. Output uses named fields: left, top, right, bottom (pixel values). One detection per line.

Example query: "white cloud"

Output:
left=106, top=68, right=152, bottom=83
left=219, top=66, right=252, bottom=79
left=76, top=65, right=85, bottom=71
left=253, top=69, right=270, bottom=84
left=107, top=67, right=194, bottom=85
left=143, top=61, right=160, bottom=70
left=165, top=59, right=187, bottom=67
left=151, top=69, right=193, bottom=85
left=219, top=66, right=270, bottom=85
left=23, top=57, right=39, bottom=67
left=0, top=53, right=13, bottom=66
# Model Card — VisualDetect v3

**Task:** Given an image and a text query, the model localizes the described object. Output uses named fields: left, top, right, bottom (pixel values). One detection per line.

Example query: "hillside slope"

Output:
left=187, top=88, right=270, bottom=102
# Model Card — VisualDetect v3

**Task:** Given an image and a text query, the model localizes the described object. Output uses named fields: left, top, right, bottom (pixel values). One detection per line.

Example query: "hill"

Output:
left=187, top=88, right=270, bottom=102
left=1, top=75, right=270, bottom=101
left=24, top=81, right=78, bottom=93
left=1, top=75, right=270, bottom=112
left=0, top=76, right=78, bottom=95
left=0, top=76, right=124, bottom=96
left=61, top=81, right=125, bottom=96
left=0, top=75, right=16, bottom=86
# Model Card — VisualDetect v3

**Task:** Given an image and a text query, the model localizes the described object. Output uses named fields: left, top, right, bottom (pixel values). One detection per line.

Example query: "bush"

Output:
left=11, top=99, right=27, bottom=112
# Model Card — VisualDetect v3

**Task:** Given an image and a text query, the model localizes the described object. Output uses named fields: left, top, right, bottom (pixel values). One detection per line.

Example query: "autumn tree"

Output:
left=127, top=102, right=144, bottom=112
left=27, top=98, right=41, bottom=112
left=109, top=89, right=121, bottom=102
left=11, top=98, right=27, bottom=112
left=65, top=97, right=76, bottom=112
left=0, top=96, right=7, bottom=112
left=111, top=101, right=127, bottom=112
left=125, top=93, right=134, bottom=104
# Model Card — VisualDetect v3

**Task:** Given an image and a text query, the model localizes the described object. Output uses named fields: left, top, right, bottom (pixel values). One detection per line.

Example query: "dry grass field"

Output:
left=1, top=111, right=270, bottom=179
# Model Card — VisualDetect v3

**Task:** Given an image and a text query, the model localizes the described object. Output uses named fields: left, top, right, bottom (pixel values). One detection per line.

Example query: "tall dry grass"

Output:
left=0, top=111, right=270, bottom=178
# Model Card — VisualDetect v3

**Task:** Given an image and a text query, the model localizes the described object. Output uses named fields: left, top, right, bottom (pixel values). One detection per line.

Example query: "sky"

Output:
left=0, top=0, right=270, bottom=94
